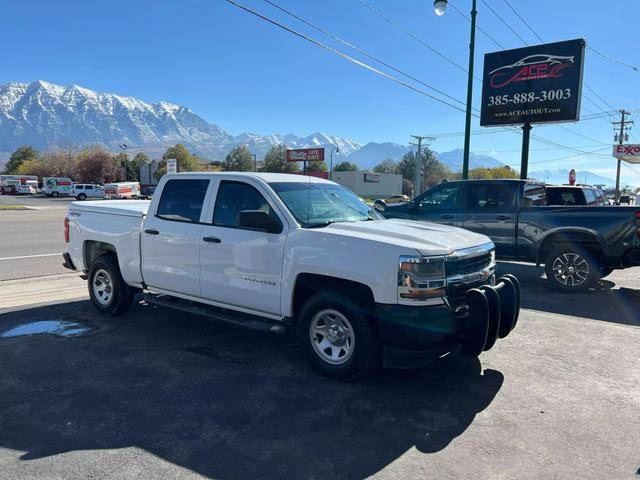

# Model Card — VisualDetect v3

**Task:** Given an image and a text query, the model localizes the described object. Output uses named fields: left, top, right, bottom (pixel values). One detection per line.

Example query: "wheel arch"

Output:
left=536, top=228, right=605, bottom=265
left=83, top=240, right=117, bottom=271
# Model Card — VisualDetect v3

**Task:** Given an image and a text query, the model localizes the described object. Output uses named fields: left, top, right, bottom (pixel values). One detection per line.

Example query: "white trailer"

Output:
left=104, top=182, right=140, bottom=199
left=43, top=177, right=74, bottom=196
left=0, top=175, right=38, bottom=195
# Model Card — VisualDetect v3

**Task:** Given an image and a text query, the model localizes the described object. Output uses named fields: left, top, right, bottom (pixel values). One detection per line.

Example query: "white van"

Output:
left=103, top=182, right=140, bottom=199
left=43, top=177, right=74, bottom=197
left=72, top=184, right=106, bottom=200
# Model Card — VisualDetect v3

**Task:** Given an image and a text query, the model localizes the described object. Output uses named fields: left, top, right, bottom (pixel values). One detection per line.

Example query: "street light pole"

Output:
left=251, top=153, right=257, bottom=172
left=434, top=0, right=476, bottom=180
left=118, top=144, right=128, bottom=181
left=329, top=146, right=339, bottom=180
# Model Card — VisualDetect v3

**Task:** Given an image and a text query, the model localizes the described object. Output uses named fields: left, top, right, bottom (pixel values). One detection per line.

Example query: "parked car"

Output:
left=546, top=185, right=607, bottom=206
left=43, top=177, right=74, bottom=197
left=619, top=194, right=635, bottom=205
left=72, top=184, right=106, bottom=200
left=63, top=172, right=521, bottom=380
left=141, top=186, right=156, bottom=198
left=1, top=175, right=38, bottom=195
left=104, top=181, right=140, bottom=199
left=377, top=179, right=640, bottom=292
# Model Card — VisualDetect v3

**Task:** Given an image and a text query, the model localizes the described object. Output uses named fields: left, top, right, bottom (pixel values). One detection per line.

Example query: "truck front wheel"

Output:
left=544, top=245, right=600, bottom=293
left=88, top=254, right=135, bottom=315
left=298, top=292, right=379, bottom=380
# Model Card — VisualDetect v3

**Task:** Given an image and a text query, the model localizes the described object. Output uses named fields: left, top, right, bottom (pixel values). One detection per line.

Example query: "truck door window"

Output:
left=417, top=184, right=460, bottom=209
left=156, top=179, right=209, bottom=223
left=466, top=184, right=515, bottom=210
left=584, top=189, right=597, bottom=205
left=213, top=181, right=280, bottom=229
left=523, top=184, right=547, bottom=207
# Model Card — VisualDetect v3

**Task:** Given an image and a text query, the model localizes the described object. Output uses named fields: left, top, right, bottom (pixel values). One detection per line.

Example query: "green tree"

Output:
left=333, top=161, right=359, bottom=172
left=221, top=145, right=254, bottom=172
left=5, top=146, right=39, bottom=174
left=397, top=149, right=450, bottom=194
left=307, top=161, right=327, bottom=172
left=373, top=158, right=398, bottom=174
left=155, top=144, right=201, bottom=179
left=262, top=145, right=300, bottom=173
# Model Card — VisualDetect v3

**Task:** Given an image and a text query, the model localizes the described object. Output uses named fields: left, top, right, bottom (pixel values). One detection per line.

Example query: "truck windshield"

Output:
left=270, top=182, right=381, bottom=228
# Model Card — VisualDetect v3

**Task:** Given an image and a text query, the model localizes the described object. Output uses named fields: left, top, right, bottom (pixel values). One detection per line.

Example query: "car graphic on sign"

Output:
left=489, top=54, right=575, bottom=75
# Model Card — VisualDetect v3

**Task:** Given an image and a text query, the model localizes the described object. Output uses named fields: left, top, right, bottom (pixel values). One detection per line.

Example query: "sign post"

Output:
left=167, top=159, right=178, bottom=175
left=481, top=39, right=586, bottom=179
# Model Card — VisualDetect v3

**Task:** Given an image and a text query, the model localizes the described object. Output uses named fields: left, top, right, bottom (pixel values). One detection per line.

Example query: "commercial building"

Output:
left=332, top=171, right=402, bottom=198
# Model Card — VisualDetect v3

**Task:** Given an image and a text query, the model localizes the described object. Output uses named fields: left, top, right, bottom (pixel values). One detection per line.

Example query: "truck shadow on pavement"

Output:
left=0, top=300, right=503, bottom=479
left=497, top=261, right=640, bottom=327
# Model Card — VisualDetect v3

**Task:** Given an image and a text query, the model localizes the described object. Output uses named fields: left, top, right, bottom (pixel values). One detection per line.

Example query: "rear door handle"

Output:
left=440, top=214, right=454, bottom=220
left=496, top=215, right=511, bottom=221
left=202, top=236, right=221, bottom=244
left=144, top=229, right=159, bottom=235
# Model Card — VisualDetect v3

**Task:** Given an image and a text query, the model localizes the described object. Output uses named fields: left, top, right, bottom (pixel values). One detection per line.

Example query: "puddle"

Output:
left=0, top=320, right=91, bottom=338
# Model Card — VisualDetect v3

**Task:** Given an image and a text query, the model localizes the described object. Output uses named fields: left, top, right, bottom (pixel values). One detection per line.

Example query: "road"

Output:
left=0, top=195, right=74, bottom=280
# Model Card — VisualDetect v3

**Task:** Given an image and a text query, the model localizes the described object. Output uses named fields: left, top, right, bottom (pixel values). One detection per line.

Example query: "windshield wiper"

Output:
left=306, top=220, right=336, bottom=228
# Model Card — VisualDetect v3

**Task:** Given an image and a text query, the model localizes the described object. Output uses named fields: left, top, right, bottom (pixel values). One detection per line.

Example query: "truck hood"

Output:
left=321, top=219, right=492, bottom=256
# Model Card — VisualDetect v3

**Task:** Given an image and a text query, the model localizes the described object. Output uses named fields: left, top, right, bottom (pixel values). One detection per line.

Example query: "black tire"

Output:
left=77, top=193, right=87, bottom=201
left=87, top=254, right=135, bottom=315
left=297, top=292, right=379, bottom=380
left=544, top=245, right=600, bottom=293
left=51, top=191, right=59, bottom=197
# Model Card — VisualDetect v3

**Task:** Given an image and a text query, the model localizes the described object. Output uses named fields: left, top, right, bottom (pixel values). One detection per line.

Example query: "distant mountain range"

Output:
left=0, top=80, right=621, bottom=186
left=528, top=169, right=617, bottom=187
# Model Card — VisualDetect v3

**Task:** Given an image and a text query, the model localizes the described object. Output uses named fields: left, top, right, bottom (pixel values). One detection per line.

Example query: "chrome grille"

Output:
left=446, top=252, right=493, bottom=276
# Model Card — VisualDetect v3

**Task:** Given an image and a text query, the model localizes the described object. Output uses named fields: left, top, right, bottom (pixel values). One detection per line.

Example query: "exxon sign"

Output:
left=612, top=144, right=640, bottom=164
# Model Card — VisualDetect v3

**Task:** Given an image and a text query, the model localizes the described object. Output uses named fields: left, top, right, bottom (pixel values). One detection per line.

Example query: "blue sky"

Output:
left=2, top=0, right=639, bottom=184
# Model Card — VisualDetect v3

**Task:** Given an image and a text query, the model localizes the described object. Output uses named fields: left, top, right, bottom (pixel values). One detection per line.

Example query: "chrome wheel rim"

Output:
left=92, top=268, right=113, bottom=306
left=552, top=253, right=589, bottom=287
left=309, top=309, right=355, bottom=365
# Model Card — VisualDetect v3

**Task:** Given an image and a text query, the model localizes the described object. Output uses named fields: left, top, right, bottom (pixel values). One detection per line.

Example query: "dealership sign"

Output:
left=286, top=148, right=325, bottom=162
left=481, top=39, right=586, bottom=126
left=612, top=144, right=640, bottom=163
left=167, top=158, right=177, bottom=174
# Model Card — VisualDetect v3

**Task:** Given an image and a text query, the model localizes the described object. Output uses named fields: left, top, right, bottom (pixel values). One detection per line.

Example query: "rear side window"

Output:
left=76, top=185, right=84, bottom=190
left=213, top=181, right=279, bottom=229
left=156, top=179, right=209, bottom=223
left=466, top=183, right=516, bottom=210
left=524, top=184, right=547, bottom=206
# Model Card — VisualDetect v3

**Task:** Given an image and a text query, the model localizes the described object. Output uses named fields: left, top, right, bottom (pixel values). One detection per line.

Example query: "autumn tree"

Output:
left=373, top=159, right=398, bottom=174
left=262, top=145, right=300, bottom=173
left=397, top=149, right=450, bottom=194
left=155, top=144, right=201, bottom=178
left=75, top=148, right=122, bottom=184
left=221, top=145, right=254, bottom=172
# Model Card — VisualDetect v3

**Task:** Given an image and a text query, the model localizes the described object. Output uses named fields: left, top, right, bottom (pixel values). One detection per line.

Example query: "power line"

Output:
left=448, top=1, right=505, bottom=49
left=479, top=0, right=529, bottom=45
left=587, top=45, right=640, bottom=73
left=261, top=0, right=468, bottom=108
left=501, top=0, right=544, bottom=43
left=356, top=0, right=474, bottom=77
left=220, top=0, right=469, bottom=114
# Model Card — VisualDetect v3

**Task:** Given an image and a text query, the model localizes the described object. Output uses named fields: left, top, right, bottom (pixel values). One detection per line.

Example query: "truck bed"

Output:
left=69, top=200, right=150, bottom=217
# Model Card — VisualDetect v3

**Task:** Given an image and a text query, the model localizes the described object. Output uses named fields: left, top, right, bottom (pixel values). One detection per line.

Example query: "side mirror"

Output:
left=237, top=210, right=281, bottom=233
left=373, top=199, right=387, bottom=212
left=407, top=200, right=416, bottom=210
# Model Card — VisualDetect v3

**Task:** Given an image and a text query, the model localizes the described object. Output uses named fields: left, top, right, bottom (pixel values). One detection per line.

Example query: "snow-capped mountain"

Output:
left=345, top=142, right=411, bottom=170
left=435, top=148, right=504, bottom=171
left=0, top=80, right=360, bottom=159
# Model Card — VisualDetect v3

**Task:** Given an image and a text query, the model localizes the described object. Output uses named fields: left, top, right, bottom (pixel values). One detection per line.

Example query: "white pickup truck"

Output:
left=63, top=172, right=520, bottom=379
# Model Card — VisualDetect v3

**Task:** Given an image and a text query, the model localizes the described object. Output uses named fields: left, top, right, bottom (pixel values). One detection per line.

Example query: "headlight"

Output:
left=398, top=255, right=446, bottom=305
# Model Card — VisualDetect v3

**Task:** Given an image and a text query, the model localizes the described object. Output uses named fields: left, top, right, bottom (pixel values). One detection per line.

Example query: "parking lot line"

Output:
left=0, top=253, right=62, bottom=261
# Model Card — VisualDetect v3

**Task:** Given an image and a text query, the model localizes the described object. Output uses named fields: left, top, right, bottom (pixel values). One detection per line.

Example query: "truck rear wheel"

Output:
left=298, top=292, right=379, bottom=380
left=544, top=245, right=600, bottom=293
left=88, top=254, right=135, bottom=315
left=51, top=191, right=59, bottom=197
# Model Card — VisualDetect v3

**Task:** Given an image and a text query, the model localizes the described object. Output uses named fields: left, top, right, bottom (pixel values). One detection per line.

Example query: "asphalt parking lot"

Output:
left=1, top=195, right=639, bottom=479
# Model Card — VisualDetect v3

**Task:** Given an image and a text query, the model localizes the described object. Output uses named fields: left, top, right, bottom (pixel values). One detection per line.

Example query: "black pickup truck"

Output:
left=376, top=179, right=640, bottom=292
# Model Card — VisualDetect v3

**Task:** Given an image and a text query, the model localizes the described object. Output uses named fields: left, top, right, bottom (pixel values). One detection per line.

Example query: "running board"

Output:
left=144, top=293, right=286, bottom=335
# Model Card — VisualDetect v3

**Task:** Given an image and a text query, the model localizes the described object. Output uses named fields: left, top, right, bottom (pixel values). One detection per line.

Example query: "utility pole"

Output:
left=409, top=135, right=435, bottom=197
left=613, top=110, right=633, bottom=204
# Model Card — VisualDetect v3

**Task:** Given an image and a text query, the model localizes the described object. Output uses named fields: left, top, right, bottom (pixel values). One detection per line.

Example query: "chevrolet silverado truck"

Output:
left=376, top=179, right=640, bottom=292
left=63, top=172, right=520, bottom=380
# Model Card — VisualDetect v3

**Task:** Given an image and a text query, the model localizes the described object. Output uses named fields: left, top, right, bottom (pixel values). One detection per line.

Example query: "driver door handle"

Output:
left=440, top=214, right=454, bottom=220
left=202, top=236, right=221, bottom=244
left=496, top=215, right=511, bottom=221
left=144, top=229, right=159, bottom=235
